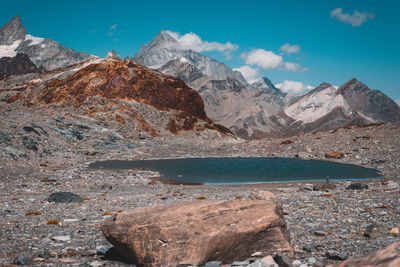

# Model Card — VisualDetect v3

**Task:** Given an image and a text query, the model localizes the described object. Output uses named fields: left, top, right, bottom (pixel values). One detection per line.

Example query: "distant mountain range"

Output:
left=133, top=30, right=400, bottom=138
left=0, top=15, right=93, bottom=71
left=1, top=17, right=399, bottom=139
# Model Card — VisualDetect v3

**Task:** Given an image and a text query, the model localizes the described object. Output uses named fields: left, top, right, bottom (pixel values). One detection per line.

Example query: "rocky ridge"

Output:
left=0, top=53, right=41, bottom=76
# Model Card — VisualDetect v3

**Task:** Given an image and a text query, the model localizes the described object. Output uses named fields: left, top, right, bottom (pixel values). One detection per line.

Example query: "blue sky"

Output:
left=1, top=0, right=399, bottom=100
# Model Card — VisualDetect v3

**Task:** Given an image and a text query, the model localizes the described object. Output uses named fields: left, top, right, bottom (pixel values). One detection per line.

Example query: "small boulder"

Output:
left=325, top=152, right=344, bottom=159
left=346, top=183, right=369, bottom=190
left=326, top=250, right=348, bottom=261
left=332, top=242, right=400, bottom=267
left=273, top=253, right=292, bottom=267
left=22, top=136, right=38, bottom=151
left=250, top=189, right=275, bottom=200
left=102, top=200, right=292, bottom=266
left=13, top=257, right=30, bottom=265
left=313, top=182, right=336, bottom=191
left=47, top=192, right=83, bottom=203
left=363, top=223, right=389, bottom=239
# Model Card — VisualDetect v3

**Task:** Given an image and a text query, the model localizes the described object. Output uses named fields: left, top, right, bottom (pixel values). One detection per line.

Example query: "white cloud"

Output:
left=275, top=80, right=314, bottom=95
left=109, top=24, right=118, bottom=30
left=241, top=49, right=283, bottom=69
left=241, top=48, right=309, bottom=72
left=166, top=30, right=238, bottom=54
left=280, top=43, right=300, bottom=54
left=281, top=62, right=310, bottom=72
left=233, top=65, right=261, bottom=84
left=331, top=8, right=375, bottom=27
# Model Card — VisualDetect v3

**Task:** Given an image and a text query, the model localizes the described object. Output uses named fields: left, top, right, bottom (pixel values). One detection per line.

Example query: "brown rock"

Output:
left=313, top=181, right=336, bottom=191
left=325, top=152, right=344, bottom=159
left=250, top=189, right=275, bottom=200
left=332, top=242, right=400, bottom=267
left=101, top=200, right=292, bottom=267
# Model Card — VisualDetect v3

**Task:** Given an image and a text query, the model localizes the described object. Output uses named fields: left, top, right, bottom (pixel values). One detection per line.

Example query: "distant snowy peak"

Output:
left=283, top=79, right=400, bottom=125
left=284, top=83, right=347, bottom=124
left=133, top=30, right=249, bottom=86
left=106, top=50, right=122, bottom=60
left=0, top=15, right=92, bottom=70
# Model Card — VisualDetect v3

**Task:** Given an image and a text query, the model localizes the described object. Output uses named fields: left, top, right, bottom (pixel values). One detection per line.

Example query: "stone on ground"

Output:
left=47, top=192, right=83, bottom=203
left=101, top=200, right=292, bottom=267
left=332, top=242, right=400, bottom=267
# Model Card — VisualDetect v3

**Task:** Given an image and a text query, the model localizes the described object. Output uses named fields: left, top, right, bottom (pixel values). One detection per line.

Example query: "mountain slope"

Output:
left=133, top=30, right=249, bottom=86
left=157, top=59, right=288, bottom=139
left=0, top=15, right=93, bottom=70
left=270, top=79, right=400, bottom=136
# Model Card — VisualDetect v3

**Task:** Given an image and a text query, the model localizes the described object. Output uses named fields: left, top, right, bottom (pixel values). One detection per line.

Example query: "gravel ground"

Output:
left=0, top=106, right=399, bottom=266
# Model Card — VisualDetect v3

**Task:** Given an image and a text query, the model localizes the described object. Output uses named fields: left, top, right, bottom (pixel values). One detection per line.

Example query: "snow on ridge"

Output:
left=24, top=34, right=44, bottom=46
left=0, top=40, right=22, bottom=58
left=284, top=85, right=346, bottom=123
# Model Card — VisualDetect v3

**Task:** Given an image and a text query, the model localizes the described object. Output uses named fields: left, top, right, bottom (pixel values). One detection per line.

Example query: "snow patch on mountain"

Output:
left=24, top=34, right=44, bottom=46
left=284, top=85, right=347, bottom=123
left=0, top=39, right=21, bottom=57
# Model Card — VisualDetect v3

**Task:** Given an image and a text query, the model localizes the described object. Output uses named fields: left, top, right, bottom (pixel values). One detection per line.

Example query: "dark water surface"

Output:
left=88, top=157, right=382, bottom=185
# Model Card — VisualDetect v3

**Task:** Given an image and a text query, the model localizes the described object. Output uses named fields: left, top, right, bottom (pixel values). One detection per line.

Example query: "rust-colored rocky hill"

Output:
left=0, top=58, right=231, bottom=137
left=40, top=60, right=208, bottom=120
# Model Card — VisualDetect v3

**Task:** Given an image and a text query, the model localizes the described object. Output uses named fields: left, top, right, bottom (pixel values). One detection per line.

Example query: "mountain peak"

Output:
left=152, top=30, right=177, bottom=45
left=252, top=77, right=279, bottom=91
left=106, top=50, right=122, bottom=60
left=0, top=15, right=26, bottom=45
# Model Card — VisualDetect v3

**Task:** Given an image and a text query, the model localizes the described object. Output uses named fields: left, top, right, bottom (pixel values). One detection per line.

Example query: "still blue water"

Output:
left=88, top=157, right=382, bottom=185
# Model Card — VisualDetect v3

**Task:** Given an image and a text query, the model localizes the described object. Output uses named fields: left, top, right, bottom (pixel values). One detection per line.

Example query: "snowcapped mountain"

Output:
left=0, top=15, right=93, bottom=70
left=106, top=50, right=122, bottom=60
left=269, top=79, right=400, bottom=136
left=133, top=30, right=249, bottom=86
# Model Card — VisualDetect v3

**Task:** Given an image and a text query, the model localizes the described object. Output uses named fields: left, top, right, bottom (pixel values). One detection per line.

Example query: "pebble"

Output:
left=13, top=257, right=30, bottom=265
left=292, top=259, right=301, bottom=266
left=390, top=227, right=399, bottom=235
left=204, top=261, right=222, bottom=267
left=346, top=183, right=369, bottom=190
left=273, top=253, right=292, bottom=267
left=247, top=259, right=267, bottom=267
left=308, top=257, right=317, bottom=265
left=312, top=230, right=328, bottom=236
left=52, top=235, right=71, bottom=242
left=232, top=260, right=250, bottom=266
left=326, top=250, right=348, bottom=261
left=262, top=255, right=276, bottom=266
left=96, top=245, right=112, bottom=255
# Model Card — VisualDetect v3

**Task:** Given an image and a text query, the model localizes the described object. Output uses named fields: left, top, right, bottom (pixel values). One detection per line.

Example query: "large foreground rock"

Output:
left=101, top=200, right=292, bottom=266
left=332, top=242, right=400, bottom=267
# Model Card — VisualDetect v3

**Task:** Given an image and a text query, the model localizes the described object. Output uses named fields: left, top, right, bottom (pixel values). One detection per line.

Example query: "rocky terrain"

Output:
left=0, top=102, right=399, bottom=266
